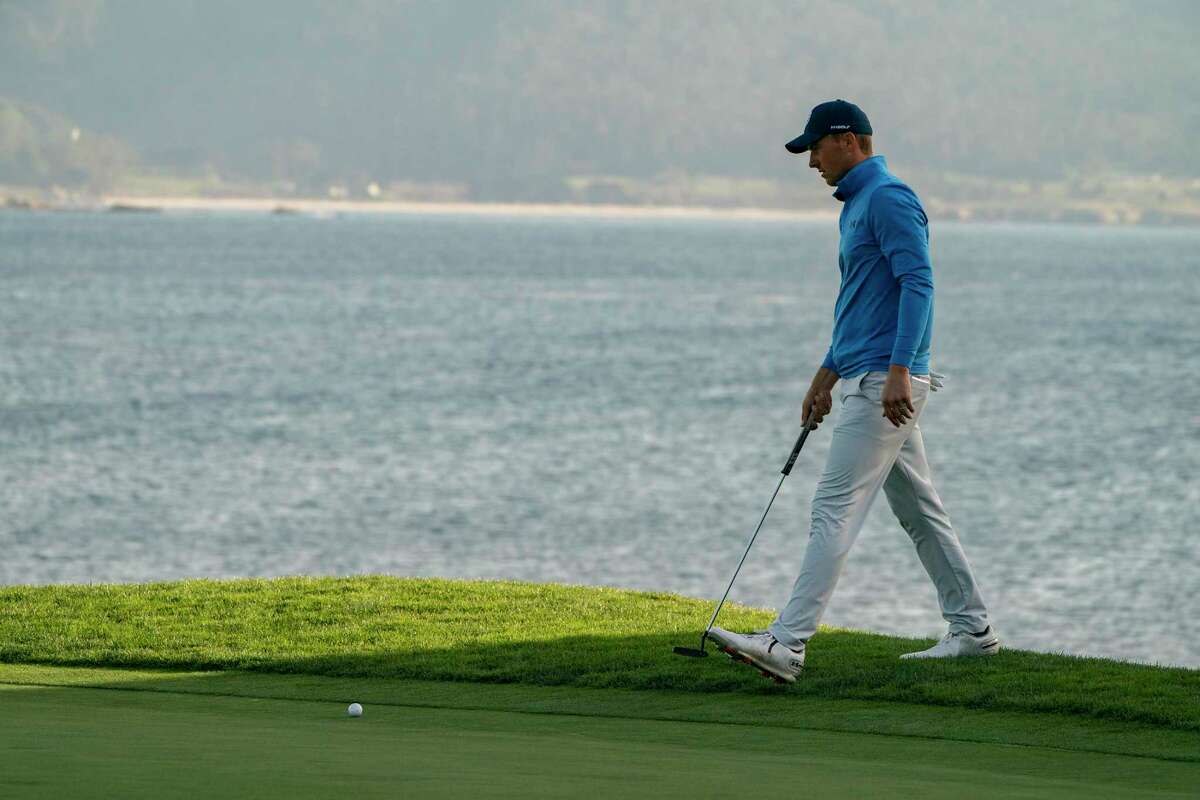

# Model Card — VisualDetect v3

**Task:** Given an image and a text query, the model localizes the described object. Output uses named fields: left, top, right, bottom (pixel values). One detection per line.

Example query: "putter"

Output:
left=673, top=416, right=819, bottom=658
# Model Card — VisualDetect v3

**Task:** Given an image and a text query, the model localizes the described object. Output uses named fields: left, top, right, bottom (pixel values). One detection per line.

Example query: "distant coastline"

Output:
left=5, top=191, right=1199, bottom=227
left=98, top=195, right=842, bottom=222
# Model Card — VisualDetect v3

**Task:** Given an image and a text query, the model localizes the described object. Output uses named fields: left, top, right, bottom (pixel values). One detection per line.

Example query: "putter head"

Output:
left=672, top=632, right=711, bottom=658
left=672, top=646, right=708, bottom=658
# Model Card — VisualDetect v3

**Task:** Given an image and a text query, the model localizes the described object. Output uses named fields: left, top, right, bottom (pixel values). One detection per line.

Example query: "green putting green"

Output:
left=2, top=578, right=1198, bottom=796
left=2, top=671, right=1198, bottom=799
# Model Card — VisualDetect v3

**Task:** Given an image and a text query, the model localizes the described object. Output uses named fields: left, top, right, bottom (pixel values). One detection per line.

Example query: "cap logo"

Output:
left=829, top=124, right=850, bottom=130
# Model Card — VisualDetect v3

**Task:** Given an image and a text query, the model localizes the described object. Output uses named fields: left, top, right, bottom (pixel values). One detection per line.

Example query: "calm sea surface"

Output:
left=2, top=210, right=1198, bottom=667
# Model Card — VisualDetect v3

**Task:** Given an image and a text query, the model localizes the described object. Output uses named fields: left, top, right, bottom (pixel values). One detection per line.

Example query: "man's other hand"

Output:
left=882, top=365, right=914, bottom=427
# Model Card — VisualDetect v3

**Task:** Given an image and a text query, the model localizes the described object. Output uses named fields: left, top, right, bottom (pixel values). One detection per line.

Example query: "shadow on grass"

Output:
left=5, top=576, right=1197, bottom=733
left=8, top=627, right=1200, bottom=732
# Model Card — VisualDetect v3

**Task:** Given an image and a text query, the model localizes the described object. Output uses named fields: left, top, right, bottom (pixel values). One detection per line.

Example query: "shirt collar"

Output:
left=833, top=155, right=887, bottom=202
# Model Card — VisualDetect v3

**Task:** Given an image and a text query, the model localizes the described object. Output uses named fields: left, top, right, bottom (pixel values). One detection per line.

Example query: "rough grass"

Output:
left=1, top=576, right=1197, bottom=733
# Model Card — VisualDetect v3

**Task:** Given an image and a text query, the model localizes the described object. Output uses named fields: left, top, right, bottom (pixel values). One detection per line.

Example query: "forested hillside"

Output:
left=3, top=0, right=1197, bottom=219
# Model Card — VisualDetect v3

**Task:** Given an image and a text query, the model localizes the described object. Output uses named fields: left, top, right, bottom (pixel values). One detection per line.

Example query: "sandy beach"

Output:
left=98, top=195, right=839, bottom=223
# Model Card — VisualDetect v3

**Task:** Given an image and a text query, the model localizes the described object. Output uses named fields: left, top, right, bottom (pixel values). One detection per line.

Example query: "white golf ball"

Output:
left=347, top=702, right=363, bottom=717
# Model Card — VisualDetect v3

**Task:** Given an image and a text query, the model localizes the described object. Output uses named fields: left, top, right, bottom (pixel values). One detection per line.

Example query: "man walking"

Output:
left=708, top=100, right=997, bottom=684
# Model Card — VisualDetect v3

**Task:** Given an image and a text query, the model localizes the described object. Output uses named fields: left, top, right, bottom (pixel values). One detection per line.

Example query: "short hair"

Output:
left=832, top=131, right=872, bottom=155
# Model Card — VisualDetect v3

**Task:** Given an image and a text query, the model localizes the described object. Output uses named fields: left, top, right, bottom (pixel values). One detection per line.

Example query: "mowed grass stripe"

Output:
left=1, top=576, right=1197, bottom=734
left=2, top=665, right=1198, bottom=764
left=2, top=681, right=1199, bottom=799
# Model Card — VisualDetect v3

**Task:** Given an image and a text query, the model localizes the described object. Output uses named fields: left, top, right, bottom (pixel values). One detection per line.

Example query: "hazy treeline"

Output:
left=2, top=0, right=1197, bottom=204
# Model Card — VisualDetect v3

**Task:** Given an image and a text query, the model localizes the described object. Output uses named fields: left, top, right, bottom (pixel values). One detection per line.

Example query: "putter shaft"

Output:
left=702, top=419, right=817, bottom=637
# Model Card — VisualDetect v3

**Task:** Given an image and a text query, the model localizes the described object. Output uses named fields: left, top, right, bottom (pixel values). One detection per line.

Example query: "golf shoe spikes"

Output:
left=708, top=627, right=804, bottom=684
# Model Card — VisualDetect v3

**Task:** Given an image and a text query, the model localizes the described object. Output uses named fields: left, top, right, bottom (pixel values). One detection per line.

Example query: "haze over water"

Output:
left=2, top=211, right=1198, bottom=668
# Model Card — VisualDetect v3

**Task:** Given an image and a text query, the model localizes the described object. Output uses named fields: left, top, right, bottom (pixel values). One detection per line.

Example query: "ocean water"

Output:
left=2, top=210, right=1198, bottom=667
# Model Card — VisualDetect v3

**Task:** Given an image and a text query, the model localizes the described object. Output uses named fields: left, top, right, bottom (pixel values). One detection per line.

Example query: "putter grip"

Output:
left=780, top=425, right=813, bottom=476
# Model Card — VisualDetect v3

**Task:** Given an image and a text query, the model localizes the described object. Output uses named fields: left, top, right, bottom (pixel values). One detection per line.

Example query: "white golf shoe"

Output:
left=900, top=626, right=1000, bottom=659
left=707, top=627, right=805, bottom=684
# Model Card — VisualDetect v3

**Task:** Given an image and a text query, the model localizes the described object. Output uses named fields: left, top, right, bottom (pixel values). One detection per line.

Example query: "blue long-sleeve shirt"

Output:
left=819, top=156, right=933, bottom=378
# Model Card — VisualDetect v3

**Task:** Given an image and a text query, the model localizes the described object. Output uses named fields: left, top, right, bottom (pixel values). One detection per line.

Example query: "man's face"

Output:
left=808, top=134, right=853, bottom=186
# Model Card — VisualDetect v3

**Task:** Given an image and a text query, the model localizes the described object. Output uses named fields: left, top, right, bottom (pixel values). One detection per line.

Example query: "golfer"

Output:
left=709, top=100, right=997, bottom=683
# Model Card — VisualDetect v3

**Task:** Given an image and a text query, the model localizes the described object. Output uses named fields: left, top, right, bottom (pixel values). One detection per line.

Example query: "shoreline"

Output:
left=6, top=193, right=1196, bottom=227
left=96, top=195, right=841, bottom=222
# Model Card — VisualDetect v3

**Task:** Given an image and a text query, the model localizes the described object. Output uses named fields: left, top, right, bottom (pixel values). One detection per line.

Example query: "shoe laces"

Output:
left=747, top=631, right=780, bottom=648
left=932, top=631, right=956, bottom=647
left=745, top=631, right=803, bottom=655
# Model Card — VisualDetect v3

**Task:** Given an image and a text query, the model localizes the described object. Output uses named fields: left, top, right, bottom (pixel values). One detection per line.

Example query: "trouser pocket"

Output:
left=860, top=371, right=887, bottom=399
left=840, top=372, right=874, bottom=404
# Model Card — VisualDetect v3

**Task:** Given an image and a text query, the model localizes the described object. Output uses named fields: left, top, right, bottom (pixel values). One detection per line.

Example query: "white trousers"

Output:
left=768, top=371, right=990, bottom=649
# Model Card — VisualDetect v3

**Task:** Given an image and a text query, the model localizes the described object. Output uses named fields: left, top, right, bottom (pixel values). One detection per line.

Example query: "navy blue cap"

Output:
left=785, top=99, right=873, bottom=153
